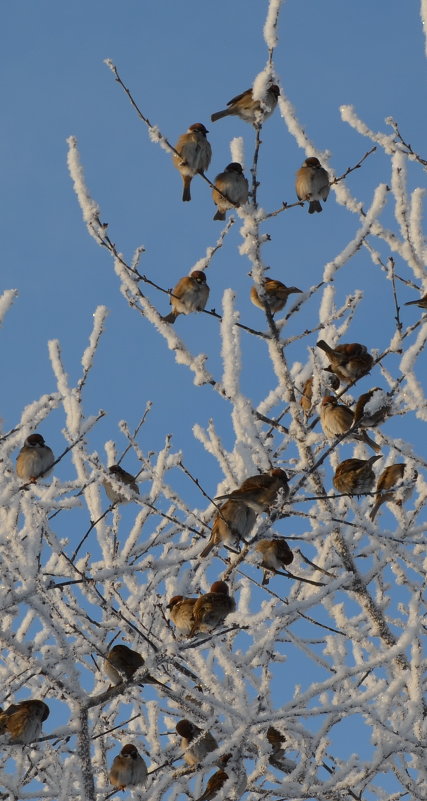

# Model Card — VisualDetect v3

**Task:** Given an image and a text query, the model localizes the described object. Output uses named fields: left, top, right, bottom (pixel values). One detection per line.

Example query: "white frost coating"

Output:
left=221, top=289, right=241, bottom=397
left=148, top=124, right=175, bottom=155
left=340, top=106, right=397, bottom=152
left=230, top=136, right=245, bottom=167
left=263, top=0, right=283, bottom=49
left=420, top=0, right=427, bottom=57
left=252, top=68, right=273, bottom=103
left=323, top=184, right=389, bottom=282
left=409, top=187, right=427, bottom=272
left=66, top=136, right=103, bottom=242
left=81, top=306, right=109, bottom=373
left=190, top=218, right=234, bottom=274
left=0, top=289, right=18, bottom=326
left=318, top=284, right=336, bottom=326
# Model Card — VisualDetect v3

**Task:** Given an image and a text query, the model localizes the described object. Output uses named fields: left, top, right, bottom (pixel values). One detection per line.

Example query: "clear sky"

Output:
left=1, top=1, right=427, bottom=799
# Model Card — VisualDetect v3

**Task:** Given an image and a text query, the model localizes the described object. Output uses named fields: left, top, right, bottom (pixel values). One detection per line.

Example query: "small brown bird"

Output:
left=109, top=743, right=147, bottom=791
left=266, top=726, right=297, bottom=773
left=353, top=387, right=391, bottom=428
left=211, top=84, right=280, bottom=125
left=103, top=465, right=139, bottom=504
left=316, top=340, right=373, bottom=384
left=0, top=699, right=49, bottom=744
left=369, top=463, right=417, bottom=521
left=215, top=468, right=289, bottom=514
left=255, top=538, right=294, bottom=585
left=333, top=455, right=381, bottom=496
left=319, top=396, right=380, bottom=453
left=405, top=293, right=427, bottom=309
left=250, top=280, right=302, bottom=315
left=295, top=157, right=330, bottom=213
left=195, top=754, right=247, bottom=801
left=16, top=434, right=54, bottom=482
left=167, top=595, right=197, bottom=636
left=200, top=501, right=256, bottom=558
left=300, top=375, right=340, bottom=415
left=176, top=719, right=218, bottom=766
left=189, top=581, right=236, bottom=636
left=212, top=163, right=249, bottom=220
left=104, top=644, right=165, bottom=687
left=162, top=270, right=210, bottom=324
left=173, top=123, right=212, bottom=201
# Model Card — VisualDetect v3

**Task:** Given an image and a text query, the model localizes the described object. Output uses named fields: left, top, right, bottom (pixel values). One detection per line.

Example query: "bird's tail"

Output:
left=213, top=209, right=226, bottom=221
left=162, top=311, right=178, bottom=324
left=200, top=539, right=215, bottom=558
left=211, top=109, right=230, bottom=122
left=182, top=176, right=192, bottom=202
left=308, top=200, right=322, bottom=213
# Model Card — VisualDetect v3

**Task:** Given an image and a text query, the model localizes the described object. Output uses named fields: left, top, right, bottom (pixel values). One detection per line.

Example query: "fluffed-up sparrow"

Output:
left=175, top=719, right=218, bottom=766
left=167, top=595, right=197, bottom=636
left=103, top=465, right=139, bottom=504
left=162, top=271, right=209, bottom=324
left=109, top=743, right=147, bottom=791
left=250, top=280, right=302, bottom=314
left=16, top=434, right=54, bottom=482
left=0, top=699, right=49, bottom=744
left=215, top=468, right=289, bottom=514
left=333, top=455, right=381, bottom=496
left=195, top=754, right=247, bottom=801
left=295, top=157, right=330, bottom=214
left=316, top=340, right=373, bottom=383
left=173, top=123, right=212, bottom=202
left=369, top=463, right=417, bottom=521
left=200, top=500, right=256, bottom=558
left=212, top=163, right=248, bottom=221
left=353, top=387, right=391, bottom=428
left=189, top=581, right=236, bottom=636
left=104, top=643, right=165, bottom=687
left=255, top=538, right=294, bottom=585
left=319, top=396, right=380, bottom=453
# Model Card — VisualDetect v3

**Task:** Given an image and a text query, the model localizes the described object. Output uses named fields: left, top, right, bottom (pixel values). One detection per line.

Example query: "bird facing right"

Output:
left=250, top=280, right=302, bottom=315
left=0, top=699, right=50, bottom=744
left=211, top=83, right=280, bottom=125
left=212, top=163, right=249, bottom=220
left=173, top=123, right=212, bottom=202
left=333, top=455, right=381, bottom=496
left=109, top=743, right=147, bottom=791
left=16, top=434, right=54, bottom=482
left=162, top=270, right=210, bottom=324
left=167, top=595, right=197, bottom=636
left=189, top=581, right=236, bottom=636
left=295, top=157, right=330, bottom=213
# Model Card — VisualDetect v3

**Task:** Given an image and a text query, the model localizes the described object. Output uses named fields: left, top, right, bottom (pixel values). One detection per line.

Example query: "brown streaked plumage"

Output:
left=255, top=538, right=294, bottom=585
left=333, top=455, right=381, bottom=496
left=316, top=340, right=373, bottom=383
left=109, top=743, right=147, bottom=791
left=295, top=157, right=330, bottom=213
left=16, top=434, right=54, bottom=482
left=104, top=644, right=166, bottom=687
left=200, top=501, right=256, bottom=558
left=189, top=581, right=236, bottom=636
left=0, top=699, right=49, bottom=744
left=173, top=123, right=212, bottom=201
left=215, top=468, right=289, bottom=514
left=167, top=595, right=197, bottom=636
left=162, top=271, right=209, bottom=324
left=250, top=280, right=302, bottom=315
left=176, top=719, right=218, bottom=766
left=211, top=84, right=280, bottom=125
left=319, top=396, right=380, bottom=453
left=212, top=163, right=248, bottom=221
left=369, top=463, right=417, bottom=521
left=103, top=465, right=139, bottom=504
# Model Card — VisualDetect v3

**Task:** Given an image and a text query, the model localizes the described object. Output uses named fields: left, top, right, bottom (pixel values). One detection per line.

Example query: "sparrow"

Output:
left=0, top=699, right=49, bottom=744
left=194, top=754, right=247, bottom=801
left=104, top=643, right=165, bottom=687
left=167, top=595, right=197, bottom=636
left=162, top=271, right=210, bottom=324
left=369, top=463, right=417, bottom=521
left=295, top=157, right=330, bottom=213
left=109, top=743, right=147, bottom=791
left=103, top=465, right=139, bottom=504
left=333, top=455, right=381, bottom=496
left=212, top=163, right=248, bottom=221
left=316, top=340, right=373, bottom=384
left=173, top=123, right=212, bottom=202
left=16, top=434, right=54, bottom=482
left=255, top=538, right=294, bottom=585
left=319, top=396, right=380, bottom=453
left=300, top=374, right=340, bottom=415
left=250, top=280, right=302, bottom=315
left=405, top=293, right=427, bottom=309
left=215, top=468, right=289, bottom=514
left=200, top=501, right=256, bottom=558
left=189, top=581, right=236, bottom=636
left=211, top=84, right=280, bottom=125
left=175, top=719, right=218, bottom=766
left=352, top=387, right=391, bottom=429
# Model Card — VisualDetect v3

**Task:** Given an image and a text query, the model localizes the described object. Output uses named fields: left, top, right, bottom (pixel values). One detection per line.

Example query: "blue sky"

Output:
left=1, top=2, right=427, bottom=799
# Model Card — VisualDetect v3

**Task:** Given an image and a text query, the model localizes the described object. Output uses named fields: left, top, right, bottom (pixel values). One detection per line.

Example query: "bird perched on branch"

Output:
left=0, top=699, right=50, bottom=744
left=215, top=468, right=289, bottom=514
left=200, top=501, right=256, bottom=558
left=167, top=595, right=197, bottom=636
left=250, top=280, right=302, bottom=315
left=173, top=123, right=212, bottom=201
left=104, top=643, right=166, bottom=687
left=333, top=455, right=381, bottom=496
left=369, top=463, right=417, bottom=521
left=189, top=581, right=236, bottom=636
left=109, top=743, right=147, bottom=791
left=195, top=754, right=247, bottom=801
left=255, top=538, right=294, bottom=585
left=176, top=719, right=218, bottom=766
left=319, top=396, right=380, bottom=453
left=300, top=374, right=340, bottom=415
left=103, top=465, right=139, bottom=504
left=211, top=83, right=280, bottom=125
left=316, top=340, right=373, bottom=383
left=266, top=726, right=297, bottom=773
left=295, top=157, right=330, bottom=213
left=353, top=387, right=391, bottom=429
left=162, top=270, right=210, bottom=324
left=212, top=163, right=248, bottom=220
left=404, top=293, right=427, bottom=309
left=16, top=434, right=54, bottom=482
